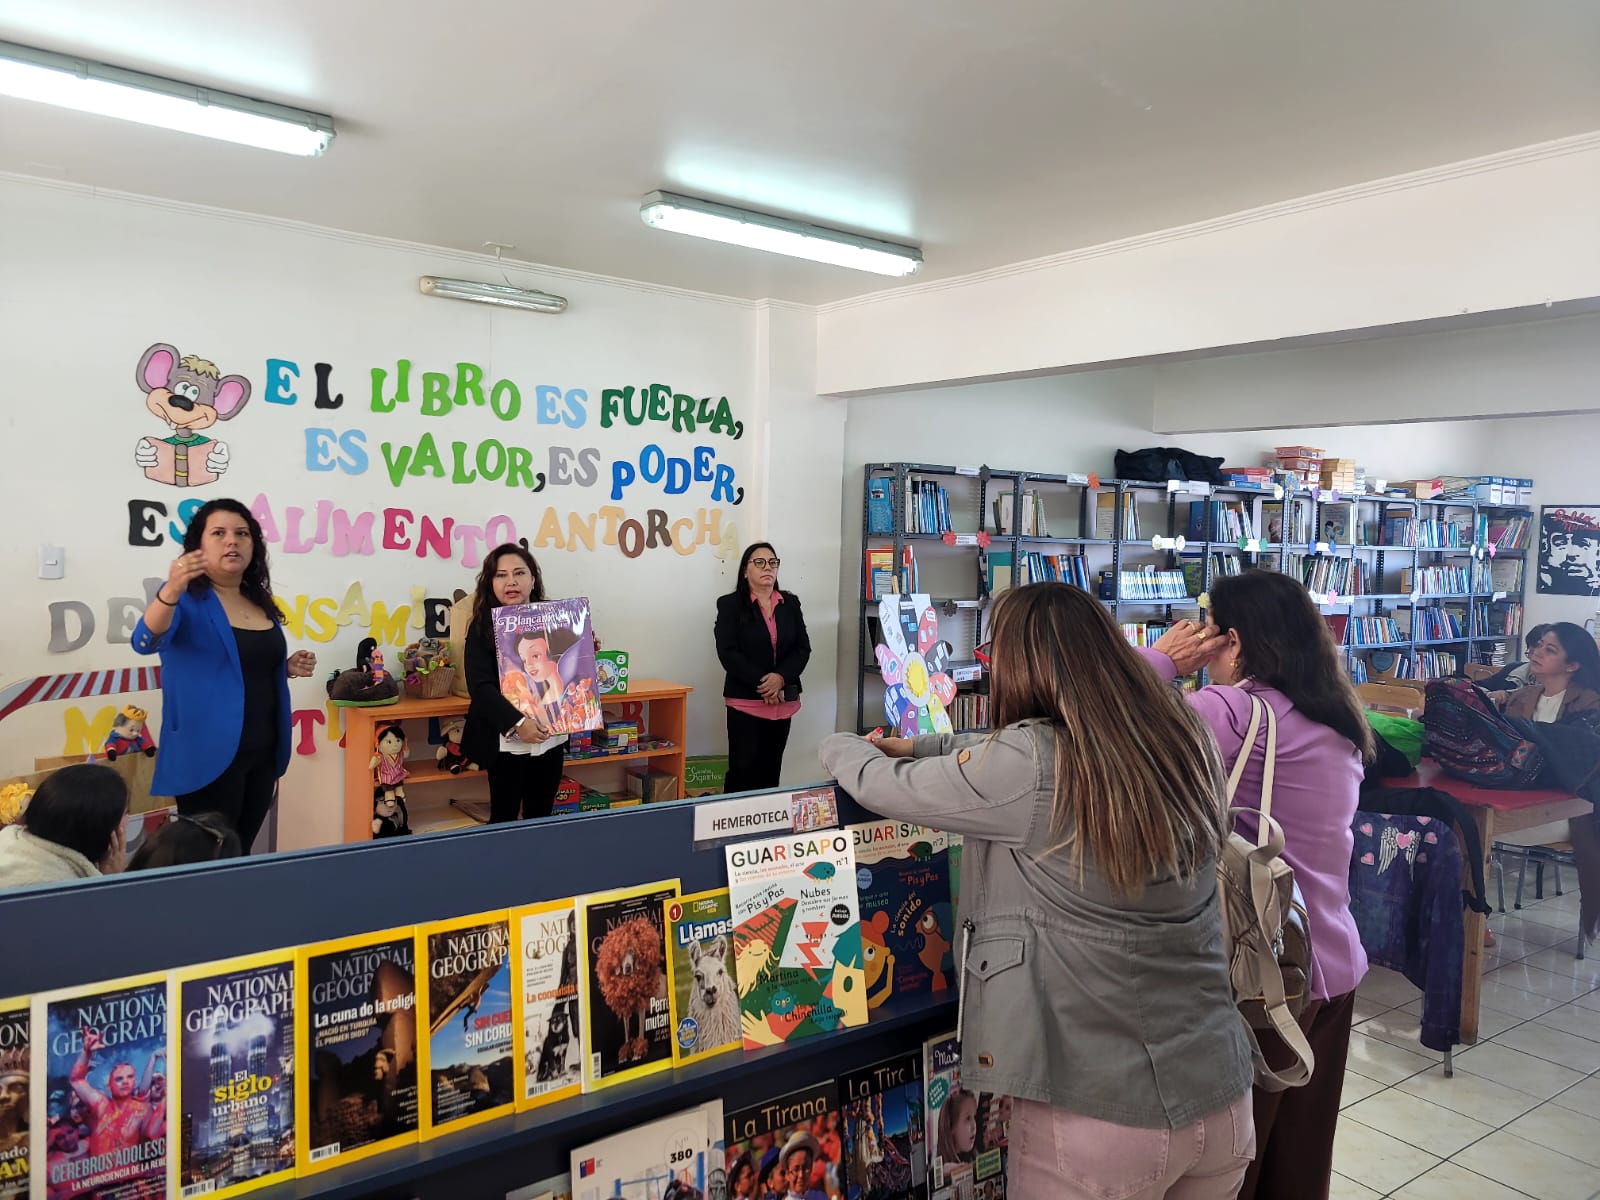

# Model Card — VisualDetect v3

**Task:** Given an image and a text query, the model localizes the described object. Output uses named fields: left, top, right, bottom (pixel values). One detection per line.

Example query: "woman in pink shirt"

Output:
left=1144, top=570, right=1373, bottom=1200
left=714, top=542, right=811, bottom=793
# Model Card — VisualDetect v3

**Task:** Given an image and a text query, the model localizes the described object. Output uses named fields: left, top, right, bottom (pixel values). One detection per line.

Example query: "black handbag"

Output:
left=1115, top=447, right=1226, bottom=485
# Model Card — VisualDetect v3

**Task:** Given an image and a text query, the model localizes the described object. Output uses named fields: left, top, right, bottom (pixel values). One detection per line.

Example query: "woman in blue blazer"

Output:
left=132, top=498, right=316, bottom=851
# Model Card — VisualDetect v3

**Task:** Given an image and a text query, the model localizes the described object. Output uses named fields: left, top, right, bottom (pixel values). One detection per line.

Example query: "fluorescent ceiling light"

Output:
left=419, top=276, right=568, bottom=314
left=0, top=40, right=334, bottom=156
left=640, top=190, right=922, bottom=277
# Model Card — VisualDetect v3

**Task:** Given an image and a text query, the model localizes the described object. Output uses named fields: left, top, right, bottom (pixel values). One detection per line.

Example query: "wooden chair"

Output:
left=1357, top=681, right=1426, bottom=719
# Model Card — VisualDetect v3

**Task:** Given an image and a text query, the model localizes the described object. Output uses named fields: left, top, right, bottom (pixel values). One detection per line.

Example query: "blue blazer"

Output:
left=132, top=589, right=292, bottom=796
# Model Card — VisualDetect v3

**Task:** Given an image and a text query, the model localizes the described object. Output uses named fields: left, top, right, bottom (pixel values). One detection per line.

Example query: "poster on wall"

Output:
left=1538, top=506, right=1600, bottom=596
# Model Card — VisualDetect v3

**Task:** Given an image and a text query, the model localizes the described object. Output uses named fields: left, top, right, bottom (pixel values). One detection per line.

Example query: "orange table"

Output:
left=1380, top=758, right=1592, bottom=1041
left=339, top=679, right=691, bottom=842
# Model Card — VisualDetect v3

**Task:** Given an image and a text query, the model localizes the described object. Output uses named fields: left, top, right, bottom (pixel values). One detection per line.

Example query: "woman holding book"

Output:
left=462, top=544, right=569, bottom=823
left=822, top=582, right=1254, bottom=1200
left=1146, top=570, right=1373, bottom=1200
left=716, top=542, right=811, bottom=793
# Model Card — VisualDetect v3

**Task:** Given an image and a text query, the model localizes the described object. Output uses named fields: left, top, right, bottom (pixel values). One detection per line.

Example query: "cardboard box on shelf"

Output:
left=626, top=768, right=679, bottom=803
left=683, top=755, right=728, bottom=798
left=1398, top=479, right=1442, bottom=499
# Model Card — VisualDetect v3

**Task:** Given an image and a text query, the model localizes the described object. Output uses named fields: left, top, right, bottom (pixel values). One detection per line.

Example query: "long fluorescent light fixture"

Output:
left=0, top=40, right=334, bottom=156
left=640, top=190, right=922, bottom=277
left=419, top=276, right=569, bottom=314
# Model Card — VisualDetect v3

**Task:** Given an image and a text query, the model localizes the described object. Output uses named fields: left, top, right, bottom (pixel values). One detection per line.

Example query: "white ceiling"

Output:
left=2, top=1, right=1598, bottom=304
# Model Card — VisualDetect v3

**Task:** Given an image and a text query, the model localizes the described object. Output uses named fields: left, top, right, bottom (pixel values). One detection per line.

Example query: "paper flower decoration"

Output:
left=874, top=594, right=955, bottom=736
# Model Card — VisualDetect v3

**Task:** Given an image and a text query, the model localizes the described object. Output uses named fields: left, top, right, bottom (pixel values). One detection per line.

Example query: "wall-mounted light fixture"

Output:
left=640, top=190, right=922, bottom=277
left=419, top=276, right=568, bottom=314
left=0, top=40, right=335, bottom=156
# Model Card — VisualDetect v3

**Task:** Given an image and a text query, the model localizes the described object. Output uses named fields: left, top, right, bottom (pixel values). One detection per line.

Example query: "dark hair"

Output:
left=1544, top=622, right=1600, bottom=693
left=127, top=812, right=241, bottom=871
left=1525, top=623, right=1554, bottom=652
left=728, top=543, right=791, bottom=617
left=183, top=498, right=278, bottom=620
left=1209, top=572, right=1376, bottom=761
left=471, top=543, right=545, bottom=630
left=988, top=583, right=1227, bottom=896
left=22, top=764, right=129, bottom=866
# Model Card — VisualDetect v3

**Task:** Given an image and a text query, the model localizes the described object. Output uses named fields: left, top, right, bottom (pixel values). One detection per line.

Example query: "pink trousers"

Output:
left=1010, top=1091, right=1255, bottom=1200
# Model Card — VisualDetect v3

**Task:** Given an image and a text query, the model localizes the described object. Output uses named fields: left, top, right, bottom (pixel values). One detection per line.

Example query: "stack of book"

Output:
left=1403, top=564, right=1472, bottom=596
left=1415, top=606, right=1469, bottom=641
left=1349, top=616, right=1405, bottom=647
left=993, top=488, right=1049, bottom=536
left=1118, top=567, right=1189, bottom=601
left=1302, top=556, right=1366, bottom=597
left=1119, top=621, right=1173, bottom=648
left=1094, top=491, right=1139, bottom=539
left=1319, top=457, right=1359, bottom=492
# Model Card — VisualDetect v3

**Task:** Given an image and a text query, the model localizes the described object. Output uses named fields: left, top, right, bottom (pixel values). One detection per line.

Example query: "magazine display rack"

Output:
left=338, top=678, right=692, bottom=842
left=0, top=784, right=954, bottom=1198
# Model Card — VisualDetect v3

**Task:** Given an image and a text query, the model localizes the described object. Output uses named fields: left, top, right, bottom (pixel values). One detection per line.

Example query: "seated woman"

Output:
left=1493, top=622, right=1600, bottom=944
left=0, top=764, right=129, bottom=888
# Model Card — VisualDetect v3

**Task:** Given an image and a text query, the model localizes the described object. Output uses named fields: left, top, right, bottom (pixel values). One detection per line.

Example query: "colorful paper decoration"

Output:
left=873, top=594, right=955, bottom=736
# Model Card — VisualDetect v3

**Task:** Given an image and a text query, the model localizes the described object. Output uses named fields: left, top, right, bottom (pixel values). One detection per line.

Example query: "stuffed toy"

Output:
left=370, top=721, right=412, bottom=837
left=0, top=783, right=33, bottom=826
left=327, top=637, right=401, bottom=707
left=436, top=718, right=478, bottom=775
left=103, top=705, right=157, bottom=760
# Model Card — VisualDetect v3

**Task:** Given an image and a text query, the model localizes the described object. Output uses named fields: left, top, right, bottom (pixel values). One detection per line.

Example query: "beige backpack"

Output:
left=447, top=593, right=475, bottom=698
left=1217, top=692, right=1316, bottom=1092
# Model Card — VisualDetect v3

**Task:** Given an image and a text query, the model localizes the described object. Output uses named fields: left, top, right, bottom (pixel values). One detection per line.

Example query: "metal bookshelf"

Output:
left=856, top=465, right=1534, bottom=730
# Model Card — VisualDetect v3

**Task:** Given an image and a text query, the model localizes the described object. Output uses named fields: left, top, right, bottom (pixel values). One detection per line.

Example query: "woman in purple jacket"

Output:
left=1145, top=570, right=1373, bottom=1200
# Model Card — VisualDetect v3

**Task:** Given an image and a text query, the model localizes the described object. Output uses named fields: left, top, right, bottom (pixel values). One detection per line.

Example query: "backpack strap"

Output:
left=1225, top=692, right=1281, bottom=849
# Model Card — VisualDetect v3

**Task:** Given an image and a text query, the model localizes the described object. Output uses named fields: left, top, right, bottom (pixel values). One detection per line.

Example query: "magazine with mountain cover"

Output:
left=415, top=912, right=514, bottom=1136
left=840, top=1051, right=926, bottom=1200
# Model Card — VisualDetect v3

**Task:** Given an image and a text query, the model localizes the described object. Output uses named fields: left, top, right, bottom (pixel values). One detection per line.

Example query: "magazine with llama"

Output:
left=491, top=598, right=603, bottom=735
left=725, top=831, right=865, bottom=1050
left=664, top=890, right=741, bottom=1066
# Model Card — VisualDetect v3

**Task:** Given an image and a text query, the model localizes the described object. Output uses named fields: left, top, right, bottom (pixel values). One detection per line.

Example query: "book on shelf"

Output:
left=924, top=1031, right=1011, bottom=1199
left=1380, top=516, right=1418, bottom=546
left=575, top=880, right=680, bottom=1093
left=1416, top=517, right=1468, bottom=548
left=840, top=1051, right=928, bottom=1200
left=1475, top=599, right=1524, bottom=638
left=0, top=1000, right=25, bottom=1196
left=1398, top=650, right=1459, bottom=682
left=985, top=550, right=1013, bottom=594
left=848, top=820, right=955, bottom=1010
left=1349, top=616, right=1405, bottom=647
left=726, top=831, right=864, bottom=1049
left=1301, top=555, right=1365, bottom=597
left=1489, top=558, right=1525, bottom=592
left=1260, top=499, right=1310, bottom=545
left=1487, top=514, right=1532, bottom=551
left=296, top=927, right=420, bottom=1173
left=1414, top=605, right=1469, bottom=642
left=663, top=889, right=741, bottom=1067
left=992, top=489, right=1049, bottom=537
left=867, top=476, right=895, bottom=534
left=1184, top=500, right=1255, bottom=543
left=1317, top=501, right=1357, bottom=546
left=906, top=477, right=953, bottom=535
left=173, top=950, right=298, bottom=1197
left=569, top=1100, right=722, bottom=1200
left=491, top=599, right=603, bottom=736
left=1402, top=564, right=1472, bottom=596
left=1117, top=566, right=1188, bottom=601
left=725, top=1081, right=842, bottom=1197
left=864, top=548, right=897, bottom=601
left=949, top=691, right=990, bottom=732
left=416, top=911, right=515, bottom=1136
left=1020, top=551, right=1088, bottom=588
left=1093, top=491, right=1137, bottom=539
left=1120, top=621, right=1173, bottom=648
left=512, top=900, right=583, bottom=1111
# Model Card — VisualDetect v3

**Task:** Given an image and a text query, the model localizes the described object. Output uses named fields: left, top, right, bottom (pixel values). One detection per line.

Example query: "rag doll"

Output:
left=435, top=718, right=478, bottom=775
left=370, top=722, right=412, bottom=837
left=103, top=705, right=157, bottom=760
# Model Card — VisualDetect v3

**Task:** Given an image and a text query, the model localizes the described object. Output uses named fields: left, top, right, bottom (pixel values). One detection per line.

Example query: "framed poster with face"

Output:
left=1538, top=506, right=1600, bottom=596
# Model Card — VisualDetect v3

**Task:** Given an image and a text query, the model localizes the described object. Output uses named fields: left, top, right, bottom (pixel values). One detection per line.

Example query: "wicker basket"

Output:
left=405, top=666, right=457, bottom=699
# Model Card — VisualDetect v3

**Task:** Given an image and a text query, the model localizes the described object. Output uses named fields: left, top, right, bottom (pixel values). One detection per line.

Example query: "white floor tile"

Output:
left=1355, top=1009, right=1428, bottom=1054
left=1343, top=1088, right=1496, bottom=1158
left=1329, top=1172, right=1384, bottom=1200
left=1453, top=1129, right=1599, bottom=1200
left=1571, top=988, right=1600, bottom=1013
left=1400, top=997, right=1524, bottom=1042
left=1510, top=900, right=1588, bottom=931
left=1358, top=966, right=1424, bottom=1009
left=1552, top=1075, right=1600, bottom=1117
left=1389, top=1160, right=1540, bottom=1200
left=1494, top=1021, right=1600, bottom=1074
left=1395, top=1064, right=1542, bottom=1125
left=1530, top=1002, right=1600, bottom=1045
left=1519, top=944, right=1600, bottom=987
left=1351, top=997, right=1389, bottom=1024
left=1478, top=933, right=1541, bottom=962
left=1340, top=1069, right=1388, bottom=1109
left=1452, top=1041, right=1589, bottom=1100
left=1503, top=1100, right=1600, bottom=1169
left=1492, top=916, right=1582, bottom=949
left=1331, top=1118, right=1442, bottom=1194
left=1483, top=962, right=1595, bottom=1004
left=1346, top=1031, right=1439, bottom=1085
left=1476, top=973, right=1569, bottom=1019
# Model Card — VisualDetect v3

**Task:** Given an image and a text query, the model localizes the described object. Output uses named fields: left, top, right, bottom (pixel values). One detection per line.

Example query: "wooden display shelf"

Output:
left=339, top=678, right=692, bottom=843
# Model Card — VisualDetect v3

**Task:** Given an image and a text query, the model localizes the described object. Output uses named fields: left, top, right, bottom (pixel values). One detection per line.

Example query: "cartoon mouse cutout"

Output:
left=134, top=342, right=251, bottom=487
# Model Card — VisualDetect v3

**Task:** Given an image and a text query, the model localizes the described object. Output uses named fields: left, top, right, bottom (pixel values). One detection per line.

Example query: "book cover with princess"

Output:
left=30, top=972, right=168, bottom=1200
left=725, top=831, right=865, bottom=1051
left=0, top=999, right=27, bottom=1200
left=664, top=889, right=741, bottom=1067
left=415, top=912, right=515, bottom=1137
left=575, top=881, right=680, bottom=1093
left=840, top=1052, right=926, bottom=1200
left=295, top=928, right=418, bottom=1173
left=512, top=900, right=583, bottom=1111
left=491, top=598, right=603, bottom=735
left=848, top=822, right=953, bottom=1011
left=172, top=950, right=297, bottom=1197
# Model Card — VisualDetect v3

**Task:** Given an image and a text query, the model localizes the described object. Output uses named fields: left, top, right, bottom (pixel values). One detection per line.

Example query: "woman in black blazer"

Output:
left=715, top=543, right=811, bottom=793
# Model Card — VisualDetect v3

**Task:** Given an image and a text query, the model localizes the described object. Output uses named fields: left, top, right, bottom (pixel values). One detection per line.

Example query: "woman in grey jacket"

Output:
left=822, top=582, right=1254, bottom=1200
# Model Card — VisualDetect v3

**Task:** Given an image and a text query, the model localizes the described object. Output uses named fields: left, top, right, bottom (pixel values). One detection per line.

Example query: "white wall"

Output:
left=817, top=134, right=1600, bottom=396
left=0, top=176, right=769, bottom=848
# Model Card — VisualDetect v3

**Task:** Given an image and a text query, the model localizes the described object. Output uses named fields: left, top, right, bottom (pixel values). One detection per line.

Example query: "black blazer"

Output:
left=715, top=590, right=811, bottom=702
left=462, top=611, right=526, bottom=764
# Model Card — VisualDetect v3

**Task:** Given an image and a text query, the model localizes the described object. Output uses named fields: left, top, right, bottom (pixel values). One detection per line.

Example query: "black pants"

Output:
left=486, top=745, right=566, bottom=823
left=177, top=745, right=278, bottom=853
left=724, top=707, right=792, bottom=794
left=1239, top=989, right=1357, bottom=1200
